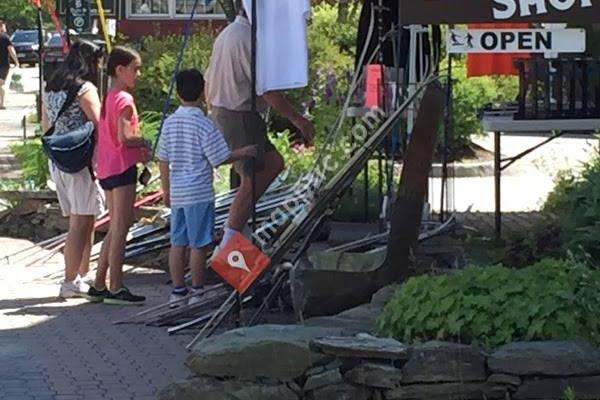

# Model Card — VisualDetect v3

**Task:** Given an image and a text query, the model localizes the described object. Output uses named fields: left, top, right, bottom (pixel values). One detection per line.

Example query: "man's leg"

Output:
left=226, top=150, right=284, bottom=232
left=0, top=78, right=5, bottom=109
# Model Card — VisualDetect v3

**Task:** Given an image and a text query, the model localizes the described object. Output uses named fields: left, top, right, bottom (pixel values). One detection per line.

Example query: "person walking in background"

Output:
left=0, top=20, right=20, bottom=110
left=41, top=39, right=105, bottom=298
left=89, top=46, right=151, bottom=305
left=158, top=69, right=256, bottom=307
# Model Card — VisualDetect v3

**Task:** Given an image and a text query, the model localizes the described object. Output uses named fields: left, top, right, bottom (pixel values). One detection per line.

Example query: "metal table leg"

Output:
left=494, top=131, right=501, bottom=239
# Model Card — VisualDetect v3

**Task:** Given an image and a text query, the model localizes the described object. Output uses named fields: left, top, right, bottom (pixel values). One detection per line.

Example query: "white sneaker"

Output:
left=78, top=273, right=95, bottom=287
left=188, top=288, right=204, bottom=306
left=169, top=292, right=187, bottom=309
left=59, top=278, right=90, bottom=299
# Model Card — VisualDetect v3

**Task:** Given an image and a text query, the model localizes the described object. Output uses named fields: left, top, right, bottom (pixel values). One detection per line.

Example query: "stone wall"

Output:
left=158, top=326, right=600, bottom=400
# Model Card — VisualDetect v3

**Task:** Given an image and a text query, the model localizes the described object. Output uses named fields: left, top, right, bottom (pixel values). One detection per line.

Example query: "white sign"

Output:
left=107, top=18, right=117, bottom=37
left=448, top=29, right=586, bottom=53
left=492, top=0, right=593, bottom=20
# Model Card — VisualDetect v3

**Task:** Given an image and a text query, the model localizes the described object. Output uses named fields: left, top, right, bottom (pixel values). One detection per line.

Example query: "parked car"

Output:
left=11, top=29, right=42, bottom=66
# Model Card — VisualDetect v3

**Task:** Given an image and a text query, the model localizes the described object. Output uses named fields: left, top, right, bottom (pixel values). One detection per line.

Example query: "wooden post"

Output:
left=382, top=82, right=444, bottom=283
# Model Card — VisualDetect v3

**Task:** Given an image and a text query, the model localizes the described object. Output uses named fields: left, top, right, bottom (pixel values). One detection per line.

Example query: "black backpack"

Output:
left=42, top=85, right=95, bottom=174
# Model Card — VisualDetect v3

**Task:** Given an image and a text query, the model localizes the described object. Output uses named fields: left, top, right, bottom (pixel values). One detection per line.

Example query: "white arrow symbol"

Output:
left=227, top=250, right=250, bottom=273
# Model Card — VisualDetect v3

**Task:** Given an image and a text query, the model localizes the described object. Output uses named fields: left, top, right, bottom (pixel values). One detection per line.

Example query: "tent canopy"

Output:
left=398, top=0, right=600, bottom=24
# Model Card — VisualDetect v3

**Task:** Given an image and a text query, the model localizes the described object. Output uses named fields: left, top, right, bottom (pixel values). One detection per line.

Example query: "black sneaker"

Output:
left=86, top=286, right=110, bottom=303
left=103, top=287, right=146, bottom=305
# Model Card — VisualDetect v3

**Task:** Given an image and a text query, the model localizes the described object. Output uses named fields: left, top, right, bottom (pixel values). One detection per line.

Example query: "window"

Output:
left=175, top=0, right=223, bottom=15
left=129, top=0, right=225, bottom=18
left=131, top=0, right=169, bottom=15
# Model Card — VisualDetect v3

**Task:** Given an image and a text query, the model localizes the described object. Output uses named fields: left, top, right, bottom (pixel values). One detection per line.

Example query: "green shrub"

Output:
left=446, top=56, right=518, bottom=154
left=10, top=141, right=49, bottom=189
left=377, top=258, right=600, bottom=347
left=134, top=29, right=216, bottom=114
left=544, top=149, right=600, bottom=259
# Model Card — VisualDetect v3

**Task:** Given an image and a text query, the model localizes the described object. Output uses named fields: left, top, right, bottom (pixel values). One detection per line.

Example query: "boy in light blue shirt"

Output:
left=158, top=69, right=256, bottom=306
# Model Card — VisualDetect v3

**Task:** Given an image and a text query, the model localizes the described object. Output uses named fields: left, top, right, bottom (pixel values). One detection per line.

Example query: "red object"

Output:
left=44, top=0, right=69, bottom=54
left=467, top=23, right=530, bottom=77
left=211, top=232, right=271, bottom=294
left=365, top=64, right=384, bottom=108
left=30, top=0, right=42, bottom=7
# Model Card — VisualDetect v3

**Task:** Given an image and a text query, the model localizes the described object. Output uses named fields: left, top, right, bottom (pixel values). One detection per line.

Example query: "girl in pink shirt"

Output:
left=89, top=46, right=150, bottom=305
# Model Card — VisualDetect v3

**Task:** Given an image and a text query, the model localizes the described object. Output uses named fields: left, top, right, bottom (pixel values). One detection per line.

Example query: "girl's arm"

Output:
left=118, top=105, right=148, bottom=147
left=79, top=89, right=101, bottom=138
left=41, top=105, right=49, bottom=132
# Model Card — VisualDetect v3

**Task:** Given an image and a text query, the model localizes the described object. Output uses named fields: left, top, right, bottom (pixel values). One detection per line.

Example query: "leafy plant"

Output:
left=377, top=258, right=600, bottom=347
left=444, top=56, right=518, bottom=157
left=10, top=141, right=49, bottom=189
left=544, top=148, right=600, bottom=259
left=564, top=386, right=577, bottom=400
left=133, top=28, right=216, bottom=114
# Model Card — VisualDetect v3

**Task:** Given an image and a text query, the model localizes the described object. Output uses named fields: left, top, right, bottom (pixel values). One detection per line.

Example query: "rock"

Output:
left=369, top=284, right=400, bottom=308
left=303, top=369, right=343, bottom=391
left=290, top=256, right=379, bottom=319
left=386, top=382, right=497, bottom=400
left=308, top=245, right=386, bottom=273
left=488, top=373, right=522, bottom=388
left=489, top=341, right=600, bottom=376
left=344, top=362, right=402, bottom=389
left=157, top=377, right=299, bottom=400
left=305, top=366, right=326, bottom=377
left=186, top=324, right=344, bottom=381
left=310, top=383, right=372, bottom=400
left=514, top=376, right=600, bottom=400
left=309, top=334, right=409, bottom=361
left=305, top=304, right=380, bottom=334
left=402, top=341, right=487, bottom=383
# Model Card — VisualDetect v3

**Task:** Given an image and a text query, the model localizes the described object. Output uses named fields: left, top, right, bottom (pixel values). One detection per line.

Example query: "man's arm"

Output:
left=8, top=45, right=19, bottom=67
left=263, top=90, right=314, bottom=145
left=158, top=160, right=171, bottom=208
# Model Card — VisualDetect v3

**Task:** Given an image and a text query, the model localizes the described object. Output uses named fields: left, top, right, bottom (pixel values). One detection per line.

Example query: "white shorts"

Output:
left=49, top=161, right=105, bottom=217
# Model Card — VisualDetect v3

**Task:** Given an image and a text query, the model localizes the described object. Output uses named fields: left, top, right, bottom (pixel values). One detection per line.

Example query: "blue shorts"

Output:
left=170, top=202, right=215, bottom=248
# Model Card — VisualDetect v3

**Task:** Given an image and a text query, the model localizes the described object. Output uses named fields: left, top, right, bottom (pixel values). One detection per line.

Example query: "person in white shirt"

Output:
left=205, top=3, right=314, bottom=247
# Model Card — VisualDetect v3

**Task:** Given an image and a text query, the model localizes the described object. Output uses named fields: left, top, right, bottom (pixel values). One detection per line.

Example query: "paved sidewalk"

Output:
left=0, top=237, right=193, bottom=400
left=0, top=66, right=38, bottom=179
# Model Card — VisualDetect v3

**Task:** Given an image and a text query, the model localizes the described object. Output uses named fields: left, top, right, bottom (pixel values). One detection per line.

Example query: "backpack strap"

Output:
left=44, top=84, right=83, bottom=137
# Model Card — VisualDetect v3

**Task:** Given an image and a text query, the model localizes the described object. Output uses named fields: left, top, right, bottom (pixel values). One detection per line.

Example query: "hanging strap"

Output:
left=44, top=84, right=82, bottom=137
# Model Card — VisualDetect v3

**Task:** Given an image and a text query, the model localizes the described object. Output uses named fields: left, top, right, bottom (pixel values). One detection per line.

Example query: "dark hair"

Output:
left=45, top=39, right=103, bottom=92
left=107, top=45, right=140, bottom=77
left=176, top=69, right=204, bottom=102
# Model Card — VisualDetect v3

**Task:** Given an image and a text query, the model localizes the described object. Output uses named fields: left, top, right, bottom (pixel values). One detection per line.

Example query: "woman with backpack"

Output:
left=41, top=39, right=105, bottom=298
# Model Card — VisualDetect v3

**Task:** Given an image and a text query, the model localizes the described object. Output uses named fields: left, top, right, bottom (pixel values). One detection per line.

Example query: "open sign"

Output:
left=447, top=28, right=586, bottom=53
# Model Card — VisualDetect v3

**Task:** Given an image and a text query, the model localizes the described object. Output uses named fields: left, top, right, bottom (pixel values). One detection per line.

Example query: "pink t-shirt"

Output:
left=96, top=89, right=144, bottom=179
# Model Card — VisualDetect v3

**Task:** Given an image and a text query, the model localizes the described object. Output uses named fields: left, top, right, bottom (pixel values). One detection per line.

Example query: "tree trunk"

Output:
left=380, top=81, right=445, bottom=285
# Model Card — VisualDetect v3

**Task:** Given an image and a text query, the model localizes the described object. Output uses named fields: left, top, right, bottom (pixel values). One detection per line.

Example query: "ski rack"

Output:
left=111, top=179, right=312, bottom=327
left=186, top=75, right=441, bottom=350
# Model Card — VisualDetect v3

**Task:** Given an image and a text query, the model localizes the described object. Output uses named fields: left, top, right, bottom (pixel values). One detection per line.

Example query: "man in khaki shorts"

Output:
left=205, top=4, right=314, bottom=246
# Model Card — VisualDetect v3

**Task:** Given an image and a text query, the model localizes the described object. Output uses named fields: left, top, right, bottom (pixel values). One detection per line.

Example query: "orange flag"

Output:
left=467, top=23, right=531, bottom=77
left=211, top=232, right=271, bottom=294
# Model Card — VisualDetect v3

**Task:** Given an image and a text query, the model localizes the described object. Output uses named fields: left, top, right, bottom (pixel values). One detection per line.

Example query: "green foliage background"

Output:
left=377, top=258, right=600, bottom=347
left=544, top=148, right=600, bottom=259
